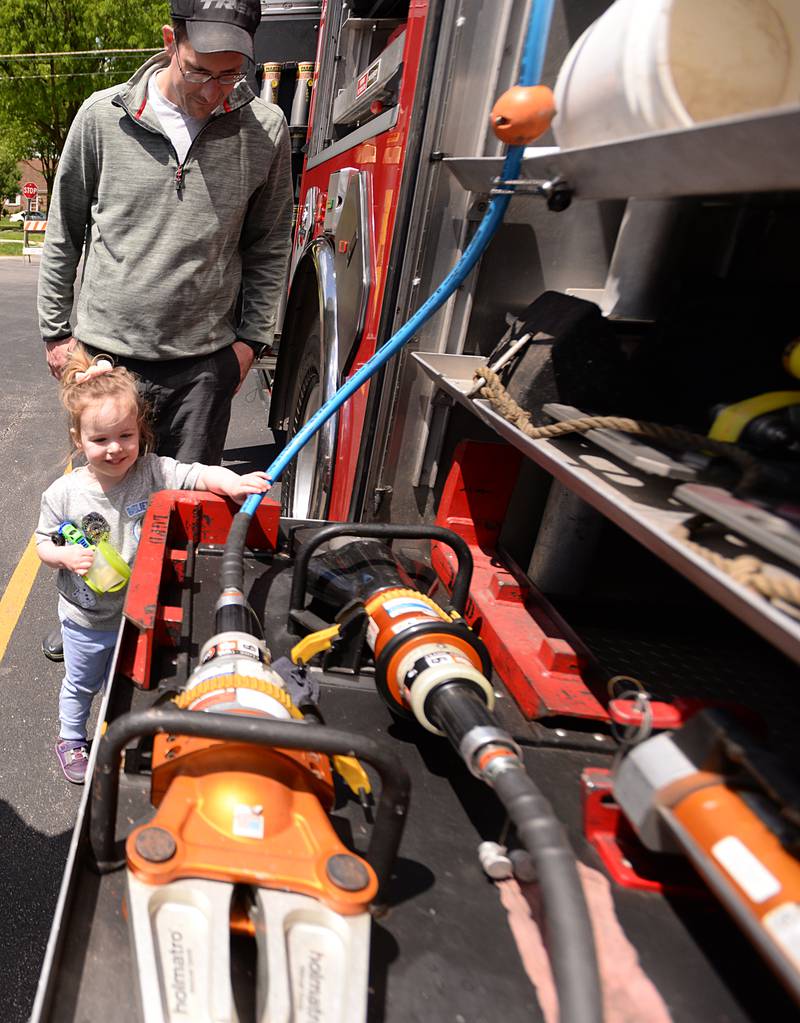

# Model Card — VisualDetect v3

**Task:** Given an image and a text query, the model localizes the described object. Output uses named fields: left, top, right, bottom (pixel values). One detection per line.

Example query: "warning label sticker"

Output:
left=711, top=835, right=781, bottom=903
left=356, top=59, right=381, bottom=98
left=233, top=804, right=265, bottom=840
left=381, top=597, right=436, bottom=619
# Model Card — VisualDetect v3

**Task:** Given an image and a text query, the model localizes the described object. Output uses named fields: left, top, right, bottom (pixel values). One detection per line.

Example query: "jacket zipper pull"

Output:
left=175, top=165, right=185, bottom=193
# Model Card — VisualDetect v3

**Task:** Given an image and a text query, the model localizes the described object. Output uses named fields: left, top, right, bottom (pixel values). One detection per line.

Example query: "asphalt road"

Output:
left=0, top=256, right=281, bottom=1020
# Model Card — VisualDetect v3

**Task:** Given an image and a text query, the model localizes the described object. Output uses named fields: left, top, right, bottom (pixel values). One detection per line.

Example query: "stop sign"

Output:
left=22, top=181, right=38, bottom=200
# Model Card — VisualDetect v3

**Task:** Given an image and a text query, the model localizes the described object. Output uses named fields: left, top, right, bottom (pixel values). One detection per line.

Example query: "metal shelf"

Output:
left=444, top=105, right=800, bottom=201
left=262, top=1, right=322, bottom=14
left=412, top=352, right=800, bottom=665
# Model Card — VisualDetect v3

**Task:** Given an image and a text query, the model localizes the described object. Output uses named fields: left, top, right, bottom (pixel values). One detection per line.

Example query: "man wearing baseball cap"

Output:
left=172, top=0, right=260, bottom=60
left=37, top=0, right=292, bottom=660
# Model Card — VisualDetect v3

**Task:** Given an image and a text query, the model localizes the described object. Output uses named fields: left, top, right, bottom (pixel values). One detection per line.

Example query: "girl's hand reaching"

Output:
left=225, top=471, right=271, bottom=503
left=61, top=545, right=95, bottom=576
left=197, top=466, right=272, bottom=503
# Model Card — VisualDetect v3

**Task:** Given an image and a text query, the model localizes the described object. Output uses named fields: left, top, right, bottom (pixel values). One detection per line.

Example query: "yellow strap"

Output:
left=290, top=623, right=342, bottom=665
left=709, top=391, right=800, bottom=443
left=332, top=755, right=372, bottom=796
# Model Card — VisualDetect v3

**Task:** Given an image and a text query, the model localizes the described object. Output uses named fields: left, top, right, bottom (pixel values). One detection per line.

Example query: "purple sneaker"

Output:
left=55, top=739, right=89, bottom=784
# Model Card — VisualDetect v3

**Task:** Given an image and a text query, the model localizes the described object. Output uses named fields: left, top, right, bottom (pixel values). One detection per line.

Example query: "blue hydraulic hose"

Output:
left=228, top=9, right=605, bottom=1021
left=242, top=0, right=556, bottom=520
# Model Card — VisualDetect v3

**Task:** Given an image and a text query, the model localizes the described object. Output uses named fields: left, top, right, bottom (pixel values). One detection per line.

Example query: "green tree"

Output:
left=0, top=0, right=167, bottom=195
left=0, top=145, right=21, bottom=204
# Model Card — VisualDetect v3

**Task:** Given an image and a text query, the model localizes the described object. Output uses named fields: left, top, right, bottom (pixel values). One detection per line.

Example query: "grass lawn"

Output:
left=0, top=218, right=45, bottom=256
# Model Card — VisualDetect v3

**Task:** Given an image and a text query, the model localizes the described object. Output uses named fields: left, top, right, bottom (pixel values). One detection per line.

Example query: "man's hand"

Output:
left=231, top=340, right=257, bottom=394
left=45, top=337, right=76, bottom=380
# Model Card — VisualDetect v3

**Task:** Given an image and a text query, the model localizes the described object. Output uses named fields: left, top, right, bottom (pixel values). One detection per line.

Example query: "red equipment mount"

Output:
left=581, top=767, right=706, bottom=896
left=432, top=441, right=705, bottom=728
left=432, top=440, right=610, bottom=720
left=118, top=491, right=281, bottom=690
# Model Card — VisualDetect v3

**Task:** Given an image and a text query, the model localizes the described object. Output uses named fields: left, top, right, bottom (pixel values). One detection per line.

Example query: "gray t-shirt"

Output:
left=36, top=454, right=203, bottom=630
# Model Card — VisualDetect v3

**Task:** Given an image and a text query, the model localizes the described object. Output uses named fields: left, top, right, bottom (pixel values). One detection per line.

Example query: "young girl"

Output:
left=36, top=346, right=270, bottom=784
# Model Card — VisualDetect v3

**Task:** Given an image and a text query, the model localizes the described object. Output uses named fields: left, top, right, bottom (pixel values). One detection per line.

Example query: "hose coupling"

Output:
left=214, top=587, right=246, bottom=612
left=459, top=726, right=522, bottom=780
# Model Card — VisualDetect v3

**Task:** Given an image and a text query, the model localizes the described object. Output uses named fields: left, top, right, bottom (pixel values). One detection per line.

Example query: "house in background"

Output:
left=5, top=157, right=48, bottom=212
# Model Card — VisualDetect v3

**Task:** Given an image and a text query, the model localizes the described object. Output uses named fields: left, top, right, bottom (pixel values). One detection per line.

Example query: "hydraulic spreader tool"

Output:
left=90, top=575, right=410, bottom=1023
left=80, top=502, right=412, bottom=1023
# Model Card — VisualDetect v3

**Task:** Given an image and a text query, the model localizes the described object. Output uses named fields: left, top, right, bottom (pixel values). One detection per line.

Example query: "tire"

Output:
left=280, top=329, right=330, bottom=519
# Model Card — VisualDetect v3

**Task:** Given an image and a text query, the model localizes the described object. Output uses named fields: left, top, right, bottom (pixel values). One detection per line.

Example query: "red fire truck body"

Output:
left=299, top=4, right=426, bottom=519
left=270, top=0, right=453, bottom=520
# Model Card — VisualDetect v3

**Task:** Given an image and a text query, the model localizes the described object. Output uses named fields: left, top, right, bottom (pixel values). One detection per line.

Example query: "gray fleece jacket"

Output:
left=38, top=53, right=293, bottom=360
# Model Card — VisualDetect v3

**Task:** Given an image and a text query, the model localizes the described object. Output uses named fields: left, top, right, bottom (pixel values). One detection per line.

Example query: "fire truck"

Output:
left=32, top=2, right=800, bottom=1021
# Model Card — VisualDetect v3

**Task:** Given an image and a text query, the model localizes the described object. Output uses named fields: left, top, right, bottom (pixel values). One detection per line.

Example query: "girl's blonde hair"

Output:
left=60, top=344, right=154, bottom=454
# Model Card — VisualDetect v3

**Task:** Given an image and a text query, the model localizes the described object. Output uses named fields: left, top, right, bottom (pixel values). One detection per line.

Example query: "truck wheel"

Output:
left=281, top=336, right=328, bottom=519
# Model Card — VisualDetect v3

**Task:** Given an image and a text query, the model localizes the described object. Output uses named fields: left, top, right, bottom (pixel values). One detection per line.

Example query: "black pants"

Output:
left=84, top=345, right=240, bottom=465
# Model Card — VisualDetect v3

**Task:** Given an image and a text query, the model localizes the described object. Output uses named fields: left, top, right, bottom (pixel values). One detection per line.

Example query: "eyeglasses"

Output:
left=174, top=46, right=246, bottom=86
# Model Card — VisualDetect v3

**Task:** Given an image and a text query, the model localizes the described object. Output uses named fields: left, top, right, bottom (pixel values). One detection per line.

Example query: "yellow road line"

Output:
left=0, top=459, right=71, bottom=664
left=0, top=533, right=42, bottom=663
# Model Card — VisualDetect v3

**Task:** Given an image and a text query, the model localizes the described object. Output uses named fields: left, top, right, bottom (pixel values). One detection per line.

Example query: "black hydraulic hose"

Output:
left=425, top=682, right=497, bottom=748
left=491, top=762, right=603, bottom=1023
left=215, top=601, right=249, bottom=634
left=219, top=510, right=251, bottom=594
left=289, top=522, right=474, bottom=617
left=423, top=681, right=601, bottom=1022
left=90, top=706, right=411, bottom=903
left=216, top=510, right=253, bottom=633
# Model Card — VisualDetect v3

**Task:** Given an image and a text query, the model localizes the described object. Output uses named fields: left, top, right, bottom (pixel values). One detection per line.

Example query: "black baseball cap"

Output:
left=169, top=0, right=261, bottom=61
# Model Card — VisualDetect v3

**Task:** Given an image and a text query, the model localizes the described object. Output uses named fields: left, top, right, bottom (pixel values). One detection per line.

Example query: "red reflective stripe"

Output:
left=223, top=99, right=232, bottom=113
left=135, top=97, right=147, bottom=119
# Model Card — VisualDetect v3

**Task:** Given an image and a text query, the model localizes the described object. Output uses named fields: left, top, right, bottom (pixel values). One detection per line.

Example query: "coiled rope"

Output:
left=474, top=366, right=800, bottom=611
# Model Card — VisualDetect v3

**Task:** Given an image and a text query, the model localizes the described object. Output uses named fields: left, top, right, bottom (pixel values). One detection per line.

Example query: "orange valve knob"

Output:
left=490, top=85, right=556, bottom=145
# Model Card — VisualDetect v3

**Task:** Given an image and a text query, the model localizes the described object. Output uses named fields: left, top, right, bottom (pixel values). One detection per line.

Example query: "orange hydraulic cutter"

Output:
left=88, top=492, right=410, bottom=1023
left=612, top=708, right=800, bottom=1004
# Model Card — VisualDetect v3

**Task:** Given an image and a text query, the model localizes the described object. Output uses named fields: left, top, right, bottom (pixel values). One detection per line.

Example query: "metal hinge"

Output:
left=491, top=175, right=572, bottom=212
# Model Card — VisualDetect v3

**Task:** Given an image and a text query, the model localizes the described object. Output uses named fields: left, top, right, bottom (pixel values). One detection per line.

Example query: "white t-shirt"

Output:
left=147, top=70, right=209, bottom=164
